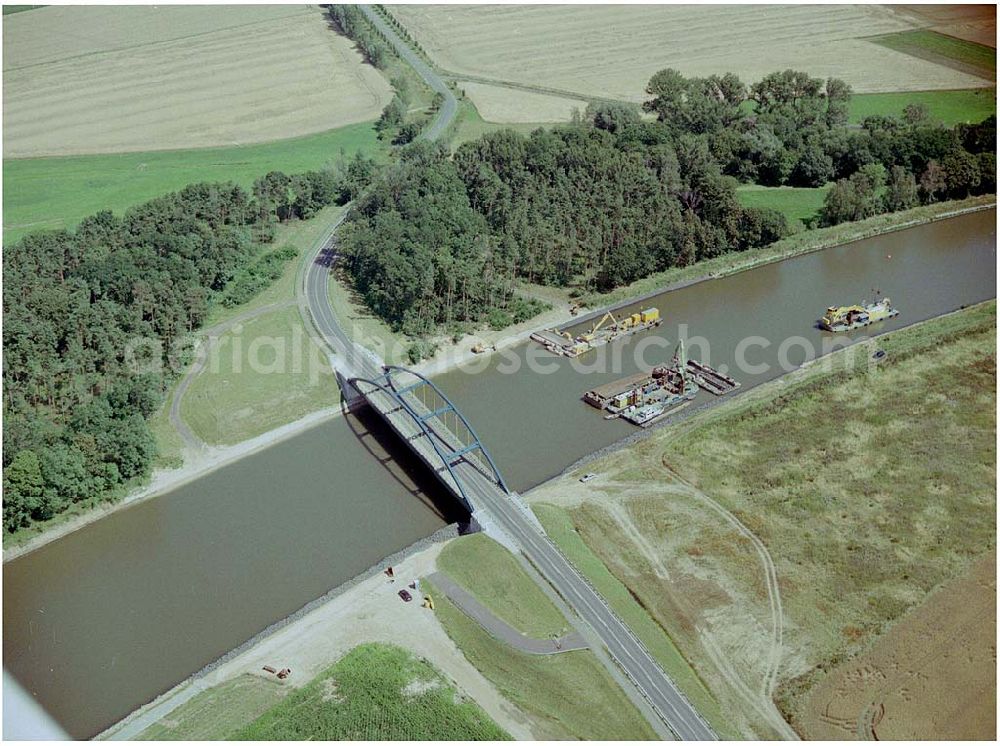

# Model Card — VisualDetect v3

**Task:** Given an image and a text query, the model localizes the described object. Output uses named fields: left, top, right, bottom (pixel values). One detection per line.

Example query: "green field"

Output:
left=234, top=644, right=510, bottom=740
left=425, top=574, right=658, bottom=740
left=137, top=675, right=286, bottom=740
left=871, top=29, right=996, bottom=79
left=2, top=122, right=384, bottom=245
left=737, top=184, right=831, bottom=230
left=849, top=88, right=996, bottom=125
left=179, top=305, right=337, bottom=445
left=437, top=534, right=571, bottom=638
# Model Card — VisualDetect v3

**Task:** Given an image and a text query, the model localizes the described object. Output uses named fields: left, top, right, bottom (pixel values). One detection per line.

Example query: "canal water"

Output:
left=3, top=208, right=996, bottom=737
left=2, top=407, right=465, bottom=738
left=438, top=208, right=997, bottom=490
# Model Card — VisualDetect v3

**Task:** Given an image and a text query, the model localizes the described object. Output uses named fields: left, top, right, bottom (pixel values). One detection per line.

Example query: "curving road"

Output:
left=304, top=6, right=458, bottom=383
left=358, top=5, right=458, bottom=142
left=306, top=10, right=717, bottom=740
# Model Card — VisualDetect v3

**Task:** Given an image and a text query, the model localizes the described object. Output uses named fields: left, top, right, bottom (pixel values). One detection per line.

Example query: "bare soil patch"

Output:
left=799, top=550, right=996, bottom=740
left=890, top=4, right=997, bottom=48
left=3, top=5, right=391, bottom=156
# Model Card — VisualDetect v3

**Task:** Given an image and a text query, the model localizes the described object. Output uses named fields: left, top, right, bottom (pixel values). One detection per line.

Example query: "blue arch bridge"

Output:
left=346, top=364, right=716, bottom=741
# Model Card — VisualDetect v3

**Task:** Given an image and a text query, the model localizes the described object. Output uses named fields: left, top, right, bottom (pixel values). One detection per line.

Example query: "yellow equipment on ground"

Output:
left=422, top=595, right=434, bottom=610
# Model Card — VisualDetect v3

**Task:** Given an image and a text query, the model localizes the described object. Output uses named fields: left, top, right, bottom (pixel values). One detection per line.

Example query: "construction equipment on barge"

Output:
left=820, top=292, right=898, bottom=332
left=531, top=307, right=661, bottom=357
left=583, top=340, right=740, bottom=427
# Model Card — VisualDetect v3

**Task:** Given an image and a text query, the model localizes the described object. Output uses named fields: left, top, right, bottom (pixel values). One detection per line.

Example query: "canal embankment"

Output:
left=4, top=195, right=993, bottom=561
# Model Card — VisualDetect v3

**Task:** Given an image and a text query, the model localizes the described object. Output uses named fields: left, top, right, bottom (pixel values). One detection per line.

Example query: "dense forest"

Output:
left=2, top=160, right=376, bottom=533
left=343, top=67, right=995, bottom=334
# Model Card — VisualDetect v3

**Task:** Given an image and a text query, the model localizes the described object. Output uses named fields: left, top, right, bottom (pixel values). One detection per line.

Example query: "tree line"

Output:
left=326, top=5, right=391, bottom=69
left=343, top=67, right=995, bottom=334
left=819, top=116, right=995, bottom=225
left=3, top=158, right=376, bottom=533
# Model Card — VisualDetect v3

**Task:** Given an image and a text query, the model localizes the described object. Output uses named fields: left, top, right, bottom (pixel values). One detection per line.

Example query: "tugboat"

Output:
left=820, top=293, right=898, bottom=332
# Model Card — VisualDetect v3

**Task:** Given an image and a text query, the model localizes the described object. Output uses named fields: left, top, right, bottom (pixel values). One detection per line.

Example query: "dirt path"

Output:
left=428, top=571, right=589, bottom=654
left=665, top=475, right=794, bottom=739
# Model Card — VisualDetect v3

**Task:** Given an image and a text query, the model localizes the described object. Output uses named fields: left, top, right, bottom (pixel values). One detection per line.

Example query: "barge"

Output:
left=531, top=307, right=662, bottom=357
left=820, top=296, right=898, bottom=332
left=583, top=340, right=740, bottom=427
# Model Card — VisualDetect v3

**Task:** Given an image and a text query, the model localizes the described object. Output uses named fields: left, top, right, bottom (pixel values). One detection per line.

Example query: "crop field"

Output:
left=460, top=82, right=586, bottom=124
left=234, top=643, right=509, bottom=740
left=528, top=302, right=996, bottom=739
left=871, top=29, right=996, bottom=80
left=3, top=5, right=392, bottom=157
left=136, top=675, right=286, bottom=740
left=391, top=5, right=992, bottom=123
left=798, top=550, right=995, bottom=740
left=2, top=122, right=383, bottom=245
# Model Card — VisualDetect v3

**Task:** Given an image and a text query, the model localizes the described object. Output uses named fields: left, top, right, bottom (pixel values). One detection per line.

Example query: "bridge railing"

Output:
left=380, top=366, right=511, bottom=494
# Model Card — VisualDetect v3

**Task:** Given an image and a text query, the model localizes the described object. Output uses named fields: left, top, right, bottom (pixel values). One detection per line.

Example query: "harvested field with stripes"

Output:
left=391, top=5, right=993, bottom=122
left=3, top=5, right=391, bottom=157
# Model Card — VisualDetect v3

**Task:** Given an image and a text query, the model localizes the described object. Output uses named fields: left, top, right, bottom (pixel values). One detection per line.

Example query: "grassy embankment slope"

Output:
left=529, top=300, right=996, bottom=738
left=578, top=195, right=995, bottom=308
left=425, top=534, right=661, bottom=740
left=148, top=204, right=345, bottom=456
left=138, top=645, right=509, bottom=740
left=136, top=675, right=286, bottom=741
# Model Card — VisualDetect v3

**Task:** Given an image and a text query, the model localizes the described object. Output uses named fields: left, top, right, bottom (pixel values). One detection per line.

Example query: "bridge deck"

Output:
left=351, top=367, right=716, bottom=741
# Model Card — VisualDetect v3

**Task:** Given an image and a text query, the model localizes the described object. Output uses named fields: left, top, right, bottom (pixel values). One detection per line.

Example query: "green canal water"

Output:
left=3, top=208, right=996, bottom=737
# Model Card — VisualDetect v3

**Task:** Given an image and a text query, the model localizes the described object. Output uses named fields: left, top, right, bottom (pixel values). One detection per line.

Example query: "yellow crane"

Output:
left=578, top=311, right=619, bottom=343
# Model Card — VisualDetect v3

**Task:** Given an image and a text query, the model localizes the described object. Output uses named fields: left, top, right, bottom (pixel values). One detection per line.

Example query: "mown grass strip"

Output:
left=870, top=29, right=996, bottom=79
left=424, top=576, right=658, bottom=740
left=437, top=533, right=571, bottom=638
left=736, top=184, right=831, bottom=229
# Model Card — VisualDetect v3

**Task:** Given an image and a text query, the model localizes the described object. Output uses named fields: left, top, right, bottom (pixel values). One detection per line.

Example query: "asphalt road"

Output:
left=307, top=12, right=717, bottom=740
left=302, top=212, right=381, bottom=382
left=358, top=5, right=458, bottom=142
left=455, top=459, right=717, bottom=741
left=304, top=6, right=458, bottom=382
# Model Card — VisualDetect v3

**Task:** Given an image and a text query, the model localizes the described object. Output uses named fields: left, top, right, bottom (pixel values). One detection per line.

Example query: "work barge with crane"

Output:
left=584, top=339, right=741, bottom=427
left=531, top=307, right=662, bottom=357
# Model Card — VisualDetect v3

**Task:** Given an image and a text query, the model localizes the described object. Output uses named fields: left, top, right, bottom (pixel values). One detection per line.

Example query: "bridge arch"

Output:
left=349, top=366, right=510, bottom=512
